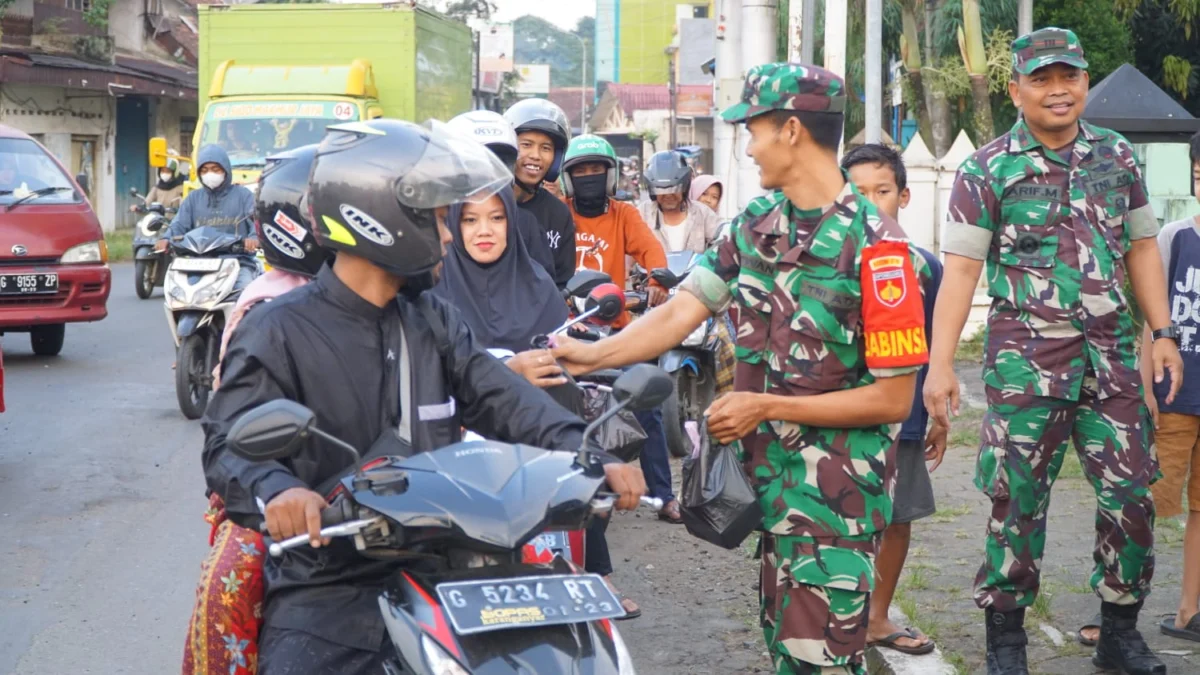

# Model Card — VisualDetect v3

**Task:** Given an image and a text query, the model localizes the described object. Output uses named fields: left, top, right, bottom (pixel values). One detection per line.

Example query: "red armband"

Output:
left=860, top=241, right=929, bottom=369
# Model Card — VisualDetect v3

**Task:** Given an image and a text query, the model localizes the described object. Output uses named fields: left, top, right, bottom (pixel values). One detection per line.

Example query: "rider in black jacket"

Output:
left=201, top=119, right=647, bottom=674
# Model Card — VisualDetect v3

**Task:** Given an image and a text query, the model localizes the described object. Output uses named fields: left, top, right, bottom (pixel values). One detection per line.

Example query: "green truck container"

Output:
left=159, top=2, right=473, bottom=187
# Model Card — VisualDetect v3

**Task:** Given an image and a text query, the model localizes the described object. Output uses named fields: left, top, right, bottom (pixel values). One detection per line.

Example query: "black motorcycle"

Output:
left=129, top=187, right=175, bottom=300
left=227, top=364, right=674, bottom=674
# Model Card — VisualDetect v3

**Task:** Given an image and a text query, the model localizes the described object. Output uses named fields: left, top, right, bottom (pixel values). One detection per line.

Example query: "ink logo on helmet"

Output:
left=263, top=209, right=306, bottom=260
left=338, top=204, right=395, bottom=246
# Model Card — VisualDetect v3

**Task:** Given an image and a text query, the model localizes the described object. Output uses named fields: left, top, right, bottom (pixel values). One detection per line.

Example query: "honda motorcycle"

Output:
left=163, top=226, right=247, bottom=420
left=226, top=364, right=676, bottom=674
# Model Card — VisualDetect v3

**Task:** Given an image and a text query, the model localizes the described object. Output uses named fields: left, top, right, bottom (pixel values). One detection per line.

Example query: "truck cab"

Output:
left=154, top=59, right=383, bottom=196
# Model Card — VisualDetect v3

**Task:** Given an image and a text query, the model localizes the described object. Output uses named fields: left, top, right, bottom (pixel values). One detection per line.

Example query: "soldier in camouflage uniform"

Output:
left=552, top=63, right=932, bottom=675
left=923, top=28, right=1184, bottom=675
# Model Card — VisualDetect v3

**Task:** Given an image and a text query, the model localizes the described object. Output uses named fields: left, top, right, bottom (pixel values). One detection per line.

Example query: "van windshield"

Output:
left=0, top=139, right=80, bottom=206
left=198, top=100, right=360, bottom=168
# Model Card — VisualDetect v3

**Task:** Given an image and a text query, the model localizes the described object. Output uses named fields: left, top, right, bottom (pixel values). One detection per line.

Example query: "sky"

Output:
left=491, top=0, right=595, bottom=31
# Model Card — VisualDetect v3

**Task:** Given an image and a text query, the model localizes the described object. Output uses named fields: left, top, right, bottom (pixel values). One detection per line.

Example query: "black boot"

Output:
left=1093, top=601, right=1166, bottom=675
left=985, top=608, right=1029, bottom=675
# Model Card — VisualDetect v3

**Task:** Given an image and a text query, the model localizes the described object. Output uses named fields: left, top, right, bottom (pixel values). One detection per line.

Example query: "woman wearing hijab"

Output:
left=132, top=155, right=185, bottom=212
left=433, top=188, right=644, bottom=619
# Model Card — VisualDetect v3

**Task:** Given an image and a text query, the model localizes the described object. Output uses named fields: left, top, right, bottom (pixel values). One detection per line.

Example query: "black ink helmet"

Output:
left=254, top=144, right=330, bottom=277
left=307, top=119, right=512, bottom=283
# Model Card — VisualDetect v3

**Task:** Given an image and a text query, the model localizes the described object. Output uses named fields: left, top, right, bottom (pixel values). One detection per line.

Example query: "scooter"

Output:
left=163, top=226, right=247, bottom=420
left=226, top=365, right=675, bottom=674
left=129, top=187, right=175, bottom=300
left=651, top=251, right=720, bottom=458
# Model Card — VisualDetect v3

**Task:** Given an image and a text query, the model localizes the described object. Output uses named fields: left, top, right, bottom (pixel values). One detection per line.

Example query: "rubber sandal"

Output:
left=1160, top=613, right=1200, bottom=643
left=657, top=499, right=683, bottom=524
left=1077, top=611, right=1102, bottom=646
left=868, top=628, right=936, bottom=655
left=616, top=597, right=641, bottom=621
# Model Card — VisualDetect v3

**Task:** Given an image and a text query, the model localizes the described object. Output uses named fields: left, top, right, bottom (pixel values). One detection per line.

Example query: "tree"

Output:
left=1033, top=0, right=1135, bottom=83
left=899, top=0, right=935, bottom=148
left=440, top=0, right=496, bottom=21
left=513, top=15, right=594, bottom=89
left=1120, top=0, right=1200, bottom=115
left=960, top=0, right=994, bottom=140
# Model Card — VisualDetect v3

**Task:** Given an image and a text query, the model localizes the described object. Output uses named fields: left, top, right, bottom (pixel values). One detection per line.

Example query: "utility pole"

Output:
left=865, top=0, right=882, bottom=143
left=801, top=0, right=815, bottom=63
left=569, top=32, right=589, bottom=133
left=1018, top=0, right=1033, bottom=37
left=712, top=0, right=741, bottom=218
left=825, top=0, right=848, bottom=155
left=787, top=0, right=802, bottom=61
left=737, top=0, right=777, bottom=209
left=666, top=44, right=679, bottom=149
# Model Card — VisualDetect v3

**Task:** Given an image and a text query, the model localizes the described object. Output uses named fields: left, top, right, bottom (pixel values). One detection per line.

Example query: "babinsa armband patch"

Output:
left=860, top=241, right=929, bottom=368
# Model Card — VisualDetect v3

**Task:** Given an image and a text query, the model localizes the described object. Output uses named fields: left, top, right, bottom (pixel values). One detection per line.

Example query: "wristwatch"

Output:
left=1152, top=325, right=1180, bottom=342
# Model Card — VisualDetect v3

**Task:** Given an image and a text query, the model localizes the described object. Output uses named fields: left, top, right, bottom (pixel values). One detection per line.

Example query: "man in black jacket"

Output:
left=202, top=119, right=647, bottom=674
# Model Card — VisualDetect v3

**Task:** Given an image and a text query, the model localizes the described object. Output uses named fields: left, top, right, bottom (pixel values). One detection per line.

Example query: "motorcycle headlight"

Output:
left=62, top=240, right=106, bottom=264
left=420, top=635, right=469, bottom=675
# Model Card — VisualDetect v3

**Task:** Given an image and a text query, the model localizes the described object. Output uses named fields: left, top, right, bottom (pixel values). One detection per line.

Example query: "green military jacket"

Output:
left=943, top=119, right=1160, bottom=401
left=682, top=182, right=928, bottom=590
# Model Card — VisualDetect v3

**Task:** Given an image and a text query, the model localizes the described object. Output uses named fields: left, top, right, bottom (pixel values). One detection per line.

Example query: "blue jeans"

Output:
left=634, top=407, right=675, bottom=503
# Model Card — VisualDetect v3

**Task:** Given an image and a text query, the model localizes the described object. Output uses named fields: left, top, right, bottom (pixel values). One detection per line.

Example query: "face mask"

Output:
left=201, top=171, right=225, bottom=190
left=572, top=174, right=609, bottom=218
left=159, top=172, right=174, bottom=183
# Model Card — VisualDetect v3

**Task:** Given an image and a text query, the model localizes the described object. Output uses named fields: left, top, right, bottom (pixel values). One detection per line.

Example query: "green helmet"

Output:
left=561, top=134, right=618, bottom=198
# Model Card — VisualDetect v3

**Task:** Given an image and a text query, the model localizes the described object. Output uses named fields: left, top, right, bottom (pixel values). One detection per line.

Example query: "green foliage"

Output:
left=1126, top=0, right=1200, bottom=115
left=513, top=15, right=594, bottom=88
left=1163, top=55, right=1197, bottom=98
left=441, top=0, right=496, bottom=21
left=1034, top=0, right=1136, bottom=82
left=82, top=0, right=112, bottom=29
left=931, top=0, right=1017, bottom=60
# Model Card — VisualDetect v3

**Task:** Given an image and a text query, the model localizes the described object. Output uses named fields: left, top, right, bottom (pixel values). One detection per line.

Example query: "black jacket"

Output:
left=202, top=267, right=589, bottom=651
left=518, top=187, right=576, bottom=289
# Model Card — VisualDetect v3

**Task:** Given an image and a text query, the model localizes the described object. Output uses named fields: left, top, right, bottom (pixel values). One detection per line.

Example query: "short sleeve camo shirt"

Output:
left=943, top=119, right=1158, bottom=401
left=680, top=181, right=929, bottom=546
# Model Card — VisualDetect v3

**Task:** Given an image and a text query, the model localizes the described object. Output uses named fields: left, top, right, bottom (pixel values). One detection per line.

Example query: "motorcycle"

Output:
left=651, top=251, right=721, bottom=458
left=226, top=364, right=675, bottom=674
left=129, top=187, right=176, bottom=300
left=163, top=226, right=247, bottom=420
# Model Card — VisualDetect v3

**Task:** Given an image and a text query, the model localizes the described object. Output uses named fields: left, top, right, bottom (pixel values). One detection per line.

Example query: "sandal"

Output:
left=1077, top=611, right=1102, bottom=646
left=616, top=597, right=642, bottom=621
left=657, top=499, right=683, bottom=524
left=1160, top=613, right=1200, bottom=643
left=869, top=627, right=936, bottom=656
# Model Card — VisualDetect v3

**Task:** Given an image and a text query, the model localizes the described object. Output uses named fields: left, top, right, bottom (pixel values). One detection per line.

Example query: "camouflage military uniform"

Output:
left=943, top=29, right=1161, bottom=614
left=682, top=63, right=931, bottom=675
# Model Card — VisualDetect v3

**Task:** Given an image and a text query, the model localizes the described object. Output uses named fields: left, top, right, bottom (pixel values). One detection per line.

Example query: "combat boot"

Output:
left=1093, top=601, right=1166, bottom=675
left=985, top=608, right=1029, bottom=675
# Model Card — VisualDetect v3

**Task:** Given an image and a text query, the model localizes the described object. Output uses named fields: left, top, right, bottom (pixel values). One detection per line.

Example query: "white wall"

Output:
left=109, top=0, right=145, bottom=54
left=0, top=84, right=117, bottom=231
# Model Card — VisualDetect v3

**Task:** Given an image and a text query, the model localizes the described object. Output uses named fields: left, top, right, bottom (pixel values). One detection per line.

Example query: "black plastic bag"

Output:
left=580, top=387, right=647, bottom=462
left=680, top=433, right=763, bottom=549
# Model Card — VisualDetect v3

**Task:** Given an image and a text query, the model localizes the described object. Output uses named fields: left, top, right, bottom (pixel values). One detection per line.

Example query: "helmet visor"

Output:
left=650, top=185, right=684, bottom=196
left=394, top=120, right=514, bottom=209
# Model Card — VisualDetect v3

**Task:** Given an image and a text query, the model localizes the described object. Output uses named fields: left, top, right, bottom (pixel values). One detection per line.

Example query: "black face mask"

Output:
left=572, top=174, right=609, bottom=218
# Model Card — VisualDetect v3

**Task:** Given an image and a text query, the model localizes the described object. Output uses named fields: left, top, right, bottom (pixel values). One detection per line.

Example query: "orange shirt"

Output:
left=569, top=198, right=667, bottom=328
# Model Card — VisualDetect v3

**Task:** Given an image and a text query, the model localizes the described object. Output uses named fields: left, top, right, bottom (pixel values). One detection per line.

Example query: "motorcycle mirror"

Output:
left=611, top=364, right=674, bottom=411
left=128, top=186, right=138, bottom=197
left=228, top=399, right=316, bottom=462
left=564, top=270, right=612, bottom=299
left=583, top=283, right=625, bottom=323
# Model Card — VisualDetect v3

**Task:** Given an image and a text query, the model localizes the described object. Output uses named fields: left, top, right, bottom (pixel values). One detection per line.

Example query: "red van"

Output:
left=0, top=124, right=111, bottom=356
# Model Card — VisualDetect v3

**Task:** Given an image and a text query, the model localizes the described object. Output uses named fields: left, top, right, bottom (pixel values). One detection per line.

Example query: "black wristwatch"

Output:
left=1152, top=325, right=1180, bottom=342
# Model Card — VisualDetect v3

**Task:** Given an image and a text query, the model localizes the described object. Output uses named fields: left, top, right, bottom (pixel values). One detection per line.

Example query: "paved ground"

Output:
left=2, top=264, right=1193, bottom=674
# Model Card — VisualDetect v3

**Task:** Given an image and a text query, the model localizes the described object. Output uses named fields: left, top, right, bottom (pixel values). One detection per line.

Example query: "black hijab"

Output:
left=433, top=188, right=568, bottom=354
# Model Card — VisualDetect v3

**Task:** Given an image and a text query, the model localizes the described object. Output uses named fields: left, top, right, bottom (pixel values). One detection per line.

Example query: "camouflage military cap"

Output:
left=720, top=62, right=845, bottom=123
left=1011, top=27, right=1088, bottom=76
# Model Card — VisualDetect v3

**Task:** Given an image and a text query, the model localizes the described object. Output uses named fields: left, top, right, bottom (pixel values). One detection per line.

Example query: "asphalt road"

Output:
left=1, top=263, right=207, bottom=674
left=0, top=263, right=760, bottom=674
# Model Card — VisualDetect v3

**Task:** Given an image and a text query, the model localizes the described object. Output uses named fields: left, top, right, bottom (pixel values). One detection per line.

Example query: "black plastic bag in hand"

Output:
left=680, top=432, right=763, bottom=549
left=581, top=387, right=647, bottom=462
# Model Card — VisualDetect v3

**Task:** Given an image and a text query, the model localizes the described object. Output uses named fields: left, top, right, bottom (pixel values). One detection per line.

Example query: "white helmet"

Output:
left=447, top=110, right=519, bottom=170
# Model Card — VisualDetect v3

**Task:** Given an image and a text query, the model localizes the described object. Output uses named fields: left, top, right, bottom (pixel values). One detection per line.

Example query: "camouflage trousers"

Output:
left=973, top=380, right=1158, bottom=611
left=760, top=534, right=875, bottom=675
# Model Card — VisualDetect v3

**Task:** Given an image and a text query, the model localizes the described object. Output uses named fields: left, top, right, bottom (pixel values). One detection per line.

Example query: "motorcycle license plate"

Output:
left=172, top=258, right=221, bottom=272
left=435, top=573, right=624, bottom=635
left=0, top=273, right=58, bottom=295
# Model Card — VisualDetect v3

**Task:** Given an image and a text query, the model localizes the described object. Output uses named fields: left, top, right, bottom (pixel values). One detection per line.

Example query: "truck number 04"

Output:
left=333, top=103, right=354, bottom=120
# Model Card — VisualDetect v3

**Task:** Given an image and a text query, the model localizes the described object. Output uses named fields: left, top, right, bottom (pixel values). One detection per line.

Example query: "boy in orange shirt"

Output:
left=561, top=134, right=681, bottom=523
left=562, top=135, right=668, bottom=328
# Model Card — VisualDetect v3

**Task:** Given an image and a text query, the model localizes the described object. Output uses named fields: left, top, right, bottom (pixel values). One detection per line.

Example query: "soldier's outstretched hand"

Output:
left=922, top=365, right=960, bottom=431
left=1152, top=337, right=1184, bottom=405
